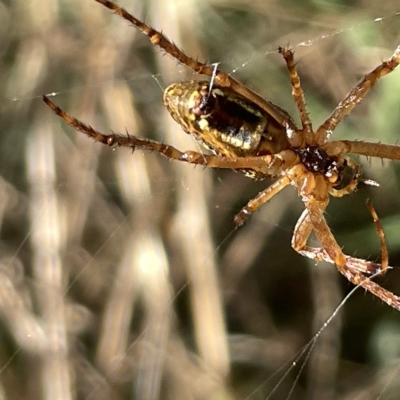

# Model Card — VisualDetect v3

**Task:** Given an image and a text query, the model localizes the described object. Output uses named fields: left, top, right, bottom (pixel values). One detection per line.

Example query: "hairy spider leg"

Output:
left=234, top=176, right=292, bottom=226
left=279, top=47, right=313, bottom=144
left=325, top=140, right=400, bottom=162
left=43, top=96, right=293, bottom=173
left=316, top=44, right=400, bottom=144
left=93, top=0, right=297, bottom=131
left=366, top=199, right=389, bottom=271
left=293, top=200, right=400, bottom=311
left=292, top=208, right=382, bottom=275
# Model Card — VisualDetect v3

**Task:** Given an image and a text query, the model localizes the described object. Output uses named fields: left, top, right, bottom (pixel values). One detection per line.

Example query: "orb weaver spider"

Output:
left=44, top=0, right=400, bottom=310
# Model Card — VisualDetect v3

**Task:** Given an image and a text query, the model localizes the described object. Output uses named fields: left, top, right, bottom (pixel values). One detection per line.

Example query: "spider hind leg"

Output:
left=292, top=200, right=400, bottom=311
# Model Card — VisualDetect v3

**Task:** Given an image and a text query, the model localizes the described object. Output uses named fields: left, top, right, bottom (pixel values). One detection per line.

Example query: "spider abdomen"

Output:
left=164, top=81, right=290, bottom=159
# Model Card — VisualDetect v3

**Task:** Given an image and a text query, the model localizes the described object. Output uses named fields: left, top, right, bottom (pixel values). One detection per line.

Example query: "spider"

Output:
left=44, top=0, right=400, bottom=310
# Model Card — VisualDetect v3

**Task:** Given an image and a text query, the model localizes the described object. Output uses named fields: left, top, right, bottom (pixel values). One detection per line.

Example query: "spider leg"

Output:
left=316, top=44, right=400, bottom=144
left=43, top=96, right=290, bottom=173
left=292, top=208, right=383, bottom=275
left=366, top=199, right=389, bottom=272
left=234, top=176, right=291, bottom=226
left=278, top=47, right=313, bottom=145
left=325, top=140, right=400, bottom=162
left=297, top=199, right=400, bottom=311
left=93, top=0, right=297, bottom=131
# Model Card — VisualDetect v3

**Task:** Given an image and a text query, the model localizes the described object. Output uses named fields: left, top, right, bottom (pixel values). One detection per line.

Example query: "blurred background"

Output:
left=1, top=0, right=400, bottom=399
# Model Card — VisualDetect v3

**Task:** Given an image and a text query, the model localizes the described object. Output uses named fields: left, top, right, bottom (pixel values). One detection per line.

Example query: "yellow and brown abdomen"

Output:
left=163, top=81, right=291, bottom=166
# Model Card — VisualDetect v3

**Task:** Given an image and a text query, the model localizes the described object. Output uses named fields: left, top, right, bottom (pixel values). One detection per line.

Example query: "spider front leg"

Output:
left=278, top=47, right=313, bottom=145
left=316, top=44, right=400, bottom=144
left=43, top=96, right=289, bottom=173
left=325, top=140, right=400, bottom=162
left=293, top=199, right=400, bottom=311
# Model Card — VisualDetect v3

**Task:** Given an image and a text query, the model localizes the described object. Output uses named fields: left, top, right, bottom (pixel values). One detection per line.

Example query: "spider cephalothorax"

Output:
left=296, top=146, right=341, bottom=176
left=44, top=0, right=400, bottom=311
left=293, top=145, right=354, bottom=194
